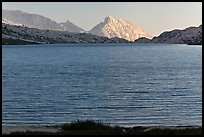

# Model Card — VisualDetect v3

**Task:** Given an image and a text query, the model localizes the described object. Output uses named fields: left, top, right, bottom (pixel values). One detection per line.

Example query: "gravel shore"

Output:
left=2, top=125, right=61, bottom=135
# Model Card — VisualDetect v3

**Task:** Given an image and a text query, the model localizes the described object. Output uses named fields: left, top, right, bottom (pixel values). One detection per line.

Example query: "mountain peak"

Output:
left=90, top=16, right=151, bottom=42
left=2, top=9, right=84, bottom=33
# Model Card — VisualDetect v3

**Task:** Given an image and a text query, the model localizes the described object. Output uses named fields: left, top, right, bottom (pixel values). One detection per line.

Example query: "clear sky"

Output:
left=2, top=2, right=202, bottom=36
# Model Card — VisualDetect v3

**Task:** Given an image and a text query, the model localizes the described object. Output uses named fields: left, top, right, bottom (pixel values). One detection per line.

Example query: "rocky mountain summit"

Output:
left=89, top=16, right=152, bottom=42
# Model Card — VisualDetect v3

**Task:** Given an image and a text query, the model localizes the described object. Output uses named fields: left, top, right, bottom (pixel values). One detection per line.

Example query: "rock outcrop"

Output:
left=134, top=25, right=202, bottom=45
left=151, top=25, right=202, bottom=44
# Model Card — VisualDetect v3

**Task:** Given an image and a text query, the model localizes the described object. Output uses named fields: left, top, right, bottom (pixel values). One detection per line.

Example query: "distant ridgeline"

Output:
left=2, top=9, right=202, bottom=45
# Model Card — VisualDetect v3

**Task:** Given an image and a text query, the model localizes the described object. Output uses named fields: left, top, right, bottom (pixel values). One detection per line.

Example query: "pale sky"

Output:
left=2, top=2, right=202, bottom=36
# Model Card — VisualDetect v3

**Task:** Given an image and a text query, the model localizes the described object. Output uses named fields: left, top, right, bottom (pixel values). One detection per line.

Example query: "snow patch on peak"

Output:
left=2, top=18, right=23, bottom=26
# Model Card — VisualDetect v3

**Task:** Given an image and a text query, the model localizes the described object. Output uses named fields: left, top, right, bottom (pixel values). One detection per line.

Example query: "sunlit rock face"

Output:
left=89, top=16, right=151, bottom=42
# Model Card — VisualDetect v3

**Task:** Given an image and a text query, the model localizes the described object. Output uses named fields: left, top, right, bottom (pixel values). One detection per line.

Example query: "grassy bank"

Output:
left=6, top=120, right=202, bottom=135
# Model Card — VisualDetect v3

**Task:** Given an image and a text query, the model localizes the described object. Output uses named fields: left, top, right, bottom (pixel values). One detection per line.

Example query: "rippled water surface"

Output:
left=2, top=43, right=202, bottom=127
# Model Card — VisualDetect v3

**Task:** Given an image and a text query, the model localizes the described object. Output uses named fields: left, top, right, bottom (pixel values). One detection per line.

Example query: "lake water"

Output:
left=2, top=43, right=202, bottom=127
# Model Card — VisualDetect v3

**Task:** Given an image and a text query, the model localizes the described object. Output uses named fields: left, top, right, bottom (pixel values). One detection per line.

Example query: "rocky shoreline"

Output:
left=2, top=125, right=202, bottom=135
